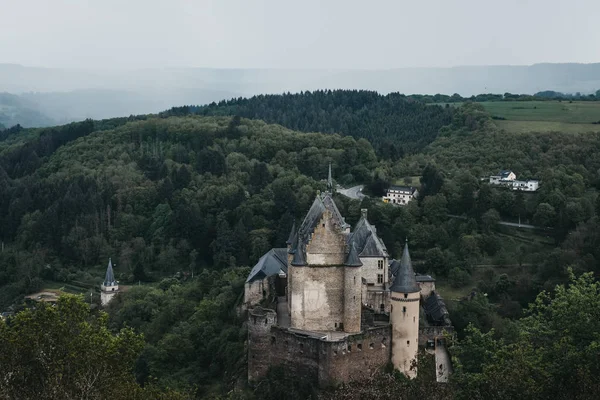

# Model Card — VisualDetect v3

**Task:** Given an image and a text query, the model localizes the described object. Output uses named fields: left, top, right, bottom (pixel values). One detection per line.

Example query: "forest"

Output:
left=1, top=92, right=600, bottom=398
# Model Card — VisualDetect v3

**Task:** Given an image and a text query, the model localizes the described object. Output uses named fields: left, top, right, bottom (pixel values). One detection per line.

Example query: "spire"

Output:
left=327, top=162, right=333, bottom=193
left=286, top=221, right=297, bottom=245
left=291, top=237, right=307, bottom=266
left=389, top=240, right=420, bottom=293
left=344, top=242, right=363, bottom=267
left=103, top=258, right=117, bottom=287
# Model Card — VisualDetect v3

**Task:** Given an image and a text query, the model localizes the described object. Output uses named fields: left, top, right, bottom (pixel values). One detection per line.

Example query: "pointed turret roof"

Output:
left=389, top=241, right=420, bottom=293
left=291, top=236, right=308, bottom=266
left=344, top=242, right=363, bottom=267
left=103, top=258, right=117, bottom=287
left=286, top=221, right=297, bottom=245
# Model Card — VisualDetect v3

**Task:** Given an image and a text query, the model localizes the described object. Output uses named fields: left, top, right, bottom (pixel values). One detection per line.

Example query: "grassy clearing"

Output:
left=482, top=101, right=600, bottom=124
left=393, top=176, right=421, bottom=186
left=494, top=120, right=600, bottom=134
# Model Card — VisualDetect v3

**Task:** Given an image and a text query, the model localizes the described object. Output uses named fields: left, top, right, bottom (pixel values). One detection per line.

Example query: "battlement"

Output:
left=248, top=310, right=392, bottom=387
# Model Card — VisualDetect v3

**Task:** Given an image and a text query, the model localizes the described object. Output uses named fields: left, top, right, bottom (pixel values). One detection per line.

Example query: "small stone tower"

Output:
left=100, top=258, right=119, bottom=306
left=343, top=242, right=363, bottom=333
left=390, top=241, right=420, bottom=378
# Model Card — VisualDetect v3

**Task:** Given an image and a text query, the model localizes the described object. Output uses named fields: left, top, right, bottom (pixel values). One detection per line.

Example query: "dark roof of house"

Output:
left=344, top=242, right=363, bottom=267
left=499, top=170, right=513, bottom=178
left=347, top=210, right=388, bottom=258
left=103, top=258, right=116, bottom=287
left=423, top=291, right=449, bottom=324
left=389, top=242, right=420, bottom=293
left=246, top=248, right=289, bottom=283
left=388, top=185, right=417, bottom=193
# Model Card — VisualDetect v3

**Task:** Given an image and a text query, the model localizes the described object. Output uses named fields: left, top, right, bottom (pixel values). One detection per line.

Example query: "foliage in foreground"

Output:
left=0, top=294, right=184, bottom=399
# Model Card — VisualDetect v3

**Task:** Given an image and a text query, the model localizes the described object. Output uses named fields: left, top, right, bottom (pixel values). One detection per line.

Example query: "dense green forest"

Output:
left=2, top=92, right=600, bottom=398
left=162, top=90, right=454, bottom=158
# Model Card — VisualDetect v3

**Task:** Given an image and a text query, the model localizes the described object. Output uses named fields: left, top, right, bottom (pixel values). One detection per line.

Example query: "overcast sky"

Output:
left=1, top=0, right=599, bottom=69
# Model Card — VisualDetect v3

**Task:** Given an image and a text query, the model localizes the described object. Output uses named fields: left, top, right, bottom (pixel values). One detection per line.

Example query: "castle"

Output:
left=245, top=169, right=452, bottom=386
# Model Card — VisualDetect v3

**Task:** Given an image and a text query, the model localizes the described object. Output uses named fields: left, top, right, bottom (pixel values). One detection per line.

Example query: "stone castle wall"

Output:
left=360, top=257, right=387, bottom=286
left=305, top=212, right=347, bottom=266
left=248, top=316, right=392, bottom=387
left=290, top=265, right=345, bottom=331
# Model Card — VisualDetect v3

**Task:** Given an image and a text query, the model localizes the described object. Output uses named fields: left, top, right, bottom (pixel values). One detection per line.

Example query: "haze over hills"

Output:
left=1, top=62, right=600, bottom=127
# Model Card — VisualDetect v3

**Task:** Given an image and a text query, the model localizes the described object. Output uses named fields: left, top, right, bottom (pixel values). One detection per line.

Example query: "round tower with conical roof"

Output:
left=389, top=241, right=420, bottom=378
left=343, top=242, right=362, bottom=333
left=100, top=258, right=119, bottom=306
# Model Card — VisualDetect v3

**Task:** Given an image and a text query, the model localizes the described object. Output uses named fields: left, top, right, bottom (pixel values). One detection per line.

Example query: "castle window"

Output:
left=335, top=323, right=337, bottom=328
left=404, top=293, right=408, bottom=298
left=322, top=223, right=325, bottom=227
left=265, top=319, right=268, bottom=324
left=413, top=316, right=415, bottom=323
left=380, top=304, right=385, bottom=313
left=407, top=340, right=410, bottom=346
left=354, top=276, right=356, bottom=284
left=378, top=260, right=384, bottom=269
left=357, top=343, right=362, bottom=351
left=271, top=336, right=276, bottom=345
left=377, top=274, right=383, bottom=284
left=403, top=306, right=406, bottom=313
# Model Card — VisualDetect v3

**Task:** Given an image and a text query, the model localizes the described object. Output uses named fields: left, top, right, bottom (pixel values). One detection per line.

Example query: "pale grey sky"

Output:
left=1, top=0, right=599, bottom=69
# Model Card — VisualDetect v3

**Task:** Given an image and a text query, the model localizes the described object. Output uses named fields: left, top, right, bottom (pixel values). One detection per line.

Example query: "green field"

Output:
left=481, top=101, right=600, bottom=134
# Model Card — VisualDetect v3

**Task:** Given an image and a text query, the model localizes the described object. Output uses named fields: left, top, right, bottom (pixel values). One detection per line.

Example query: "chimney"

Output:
left=361, top=209, right=368, bottom=219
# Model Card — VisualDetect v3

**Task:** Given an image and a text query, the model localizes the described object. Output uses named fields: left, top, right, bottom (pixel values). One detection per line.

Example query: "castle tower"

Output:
left=389, top=241, right=420, bottom=378
left=100, top=258, right=119, bottom=306
left=343, top=242, right=363, bottom=333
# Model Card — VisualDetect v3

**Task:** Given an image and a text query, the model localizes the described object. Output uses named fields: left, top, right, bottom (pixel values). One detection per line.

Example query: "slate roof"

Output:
left=103, top=258, right=117, bottom=287
left=423, top=291, right=450, bottom=325
left=416, top=274, right=435, bottom=282
left=389, top=242, right=420, bottom=293
left=388, top=185, right=417, bottom=194
left=344, top=242, right=363, bottom=267
left=291, top=236, right=308, bottom=266
left=296, top=192, right=349, bottom=250
left=246, top=248, right=289, bottom=283
left=499, top=170, right=513, bottom=179
left=347, top=211, right=388, bottom=258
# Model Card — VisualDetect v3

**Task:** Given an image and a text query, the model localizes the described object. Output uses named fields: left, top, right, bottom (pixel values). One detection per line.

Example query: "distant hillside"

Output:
left=2, top=63, right=600, bottom=96
left=0, top=92, right=55, bottom=128
left=164, top=90, right=454, bottom=158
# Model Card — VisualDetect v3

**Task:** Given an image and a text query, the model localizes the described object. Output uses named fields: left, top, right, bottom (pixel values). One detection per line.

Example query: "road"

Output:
left=338, top=185, right=365, bottom=200
left=447, top=214, right=538, bottom=230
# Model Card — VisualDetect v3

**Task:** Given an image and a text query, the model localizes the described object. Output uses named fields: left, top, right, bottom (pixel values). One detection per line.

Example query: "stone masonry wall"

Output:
left=319, top=325, right=392, bottom=385
left=306, top=211, right=347, bottom=266
left=290, top=265, right=345, bottom=331
left=360, top=257, right=387, bottom=287
left=247, top=307, right=277, bottom=381
left=248, top=321, right=392, bottom=387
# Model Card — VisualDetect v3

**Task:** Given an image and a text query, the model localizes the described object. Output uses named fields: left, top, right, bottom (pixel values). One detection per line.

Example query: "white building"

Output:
left=383, top=185, right=418, bottom=205
left=489, top=170, right=516, bottom=184
left=511, top=179, right=539, bottom=192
